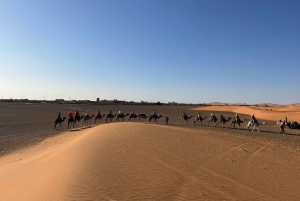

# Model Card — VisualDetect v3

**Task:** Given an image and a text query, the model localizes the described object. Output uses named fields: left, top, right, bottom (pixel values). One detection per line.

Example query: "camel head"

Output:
left=62, top=117, right=66, bottom=121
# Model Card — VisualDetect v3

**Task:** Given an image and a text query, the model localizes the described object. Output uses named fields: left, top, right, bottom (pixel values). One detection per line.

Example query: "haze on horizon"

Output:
left=0, top=0, right=299, bottom=105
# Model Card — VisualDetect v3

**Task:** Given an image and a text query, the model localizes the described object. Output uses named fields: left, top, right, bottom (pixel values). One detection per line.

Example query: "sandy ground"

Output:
left=1, top=123, right=300, bottom=200
left=1, top=104, right=300, bottom=200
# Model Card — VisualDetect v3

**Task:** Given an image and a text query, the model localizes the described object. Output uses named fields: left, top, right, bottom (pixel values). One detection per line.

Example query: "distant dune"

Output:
left=192, top=105, right=300, bottom=122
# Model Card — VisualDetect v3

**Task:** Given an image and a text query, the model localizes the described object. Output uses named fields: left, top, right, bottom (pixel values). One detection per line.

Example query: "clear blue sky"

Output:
left=0, top=0, right=299, bottom=104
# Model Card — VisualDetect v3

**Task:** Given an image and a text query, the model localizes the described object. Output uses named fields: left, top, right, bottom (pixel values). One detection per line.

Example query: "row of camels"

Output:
left=54, top=112, right=264, bottom=132
left=182, top=115, right=259, bottom=132
left=54, top=113, right=163, bottom=130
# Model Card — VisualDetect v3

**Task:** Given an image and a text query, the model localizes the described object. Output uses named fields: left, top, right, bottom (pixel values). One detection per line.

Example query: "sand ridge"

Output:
left=1, top=123, right=300, bottom=200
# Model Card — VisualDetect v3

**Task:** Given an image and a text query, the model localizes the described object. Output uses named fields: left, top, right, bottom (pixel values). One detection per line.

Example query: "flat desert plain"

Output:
left=1, top=103, right=300, bottom=200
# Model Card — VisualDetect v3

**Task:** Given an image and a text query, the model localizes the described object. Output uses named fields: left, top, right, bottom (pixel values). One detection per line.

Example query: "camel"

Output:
left=230, top=118, right=247, bottom=130
left=138, top=114, right=149, bottom=122
left=116, top=113, right=130, bottom=122
left=149, top=115, right=163, bottom=124
left=106, top=114, right=117, bottom=123
left=194, top=116, right=207, bottom=125
left=54, top=117, right=66, bottom=130
left=74, top=115, right=84, bottom=126
left=128, top=113, right=139, bottom=122
left=208, top=116, right=218, bottom=127
left=216, top=117, right=232, bottom=128
left=94, top=114, right=106, bottom=124
left=246, top=120, right=260, bottom=132
left=181, top=115, right=193, bottom=124
left=68, top=117, right=76, bottom=129
left=82, top=114, right=95, bottom=126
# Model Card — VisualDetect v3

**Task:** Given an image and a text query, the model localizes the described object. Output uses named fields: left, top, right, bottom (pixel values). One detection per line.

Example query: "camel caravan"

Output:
left=54, top=109, right=297, bottom=134
left=54, top=109, right=164, bottom=130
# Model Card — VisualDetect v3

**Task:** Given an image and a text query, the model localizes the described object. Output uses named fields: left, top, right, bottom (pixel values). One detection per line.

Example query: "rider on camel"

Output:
left=251, top=114, right=257, bottom=123
left=197, top=113, right=201, bottom=121
left=182, top=112, right=187, bottom=119
left=119, top=110, right=123, bottom=115
left=97, top=110, right=101, bottom=117
left=220, top=113, right=224, bottom=121
left=235, top=113, right=240, bottom=123
left=75, top=110, right=80, bottom=120
left=68, top=111, right=73, bottom=120
left=152, top=110, right=157, bottom=118
left=85, top=111, right=90, bottom=118
left=211, top=112, right=216, bottom=121
left=57, top=112, right=62, bottom=121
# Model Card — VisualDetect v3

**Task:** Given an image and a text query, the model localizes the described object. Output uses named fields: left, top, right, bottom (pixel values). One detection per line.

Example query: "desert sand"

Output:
left=1, top=104, right=300, bottom=200
left=1, top=121, right=300, bottom=200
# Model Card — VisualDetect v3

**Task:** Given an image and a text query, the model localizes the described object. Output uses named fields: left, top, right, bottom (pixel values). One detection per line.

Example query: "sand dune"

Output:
left=1, top=123, right=300, bottom=200
left=192, top=106, right=300, bottom=122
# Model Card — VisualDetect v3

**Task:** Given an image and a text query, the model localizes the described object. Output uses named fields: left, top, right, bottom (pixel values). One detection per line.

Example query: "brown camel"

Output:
left=106, top=114, right=117, bottom=123
left=68, top=115, right=84, bottom=128
left=54, top=117, right=66, bottom=130
left=181, top=115, right=193, bottom=124
left=74, top=115, right=84, bottom=126
left=208, top=116, right=218, bottom=127
left=230, top=118, right=247, bottom=130
left=94, top=114, right=106, bottom=124
left=82, top=114, right=95, bottom=126
left=138, top=114, right=149, bottom=122
left=216, top=117, right=232, bottom=128
left=194, top=116, right=207, bottom=125
left=149, top=115, right=163, bottom=124
left=68, top=117, right=76, bottom=129
left=128, top=113, right=139, bottom=122
left=116, top=113, right=130, bottom=122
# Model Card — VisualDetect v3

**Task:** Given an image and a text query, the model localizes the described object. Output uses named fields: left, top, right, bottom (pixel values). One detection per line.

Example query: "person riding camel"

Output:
left=197, top=113, right=201, bottom=121
left=220, top=113, right=224, bottom=121
left=119, top=110, right=123, bottom=115
left=97, top=110, right=101, bottom=117
left=74, top=110, right=79, bottom=120
left=211, top=112, right=216, bottom=121
left=235, top=113, right=240, bottom=123
left=152, top=110, right=157, bottom=118
left=108, top=110, right=112, bottom=116
left=251, top=114, right=257, bottom=123
left=68, top=111, right=73, bottom=120
left=85, top=111, right=90, bottom=118
left=57, top=112, right=62, bottom=121
left=182, top=112, right=187, bottom=119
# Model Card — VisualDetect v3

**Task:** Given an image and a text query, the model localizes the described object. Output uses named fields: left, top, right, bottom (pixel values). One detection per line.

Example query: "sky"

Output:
left=0, top=0, right=299, bottom=104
